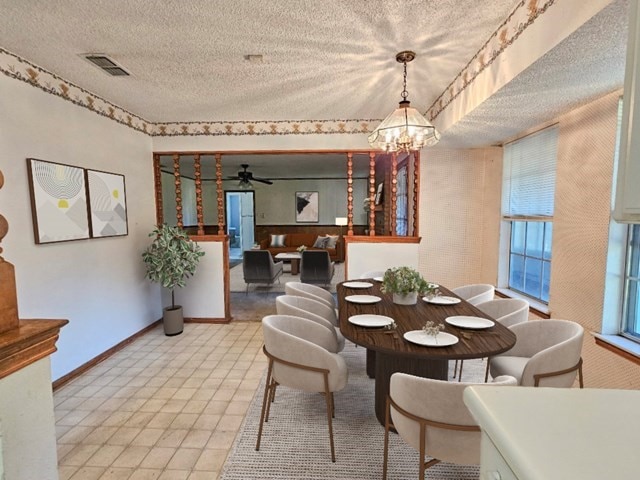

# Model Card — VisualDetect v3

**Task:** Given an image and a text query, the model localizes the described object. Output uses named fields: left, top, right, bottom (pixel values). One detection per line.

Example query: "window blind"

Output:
left=502, top=125, right=559, bottom=217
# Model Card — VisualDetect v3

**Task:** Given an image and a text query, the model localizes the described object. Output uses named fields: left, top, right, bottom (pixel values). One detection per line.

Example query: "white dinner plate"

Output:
left=348, top=314, right=394, bottom=328
left=422, top=295, right=461, bottom=305
left=373, top=276, right=384, bottom=282
left=345, top=295, right=382, bottom=304
left=445, top=315, right=495, bottom=330
left=343, top=281, right=374, bottom=289
left=403, top=330, right=459, bottom=347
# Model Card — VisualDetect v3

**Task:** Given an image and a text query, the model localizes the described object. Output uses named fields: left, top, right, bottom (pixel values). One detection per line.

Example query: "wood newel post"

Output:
left=173, top=154, right=183, bottom=228
left=346, top=152, right=354, bottom=236
left=368, top=151, right=376, bottom=236
left=153, top=154, right=163, bottom=226
left=216, top=153, right=225, bottom=235
left=390, top=152, right=398, bottom=236
left=413, top=151, right=420, bottom=237
left=194, top=153, right=204, bottom=236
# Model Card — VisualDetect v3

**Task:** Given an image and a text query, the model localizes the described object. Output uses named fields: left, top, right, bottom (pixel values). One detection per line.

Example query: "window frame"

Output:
left=622, top=224, right=640, bottom=342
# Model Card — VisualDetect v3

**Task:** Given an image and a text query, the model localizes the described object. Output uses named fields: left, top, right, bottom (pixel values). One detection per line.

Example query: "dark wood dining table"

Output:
left=337, top=280, right=517, bottom=425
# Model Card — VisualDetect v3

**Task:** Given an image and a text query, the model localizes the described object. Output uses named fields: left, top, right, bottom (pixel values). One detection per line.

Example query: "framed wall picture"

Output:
left=295, top=191, right=319, bottom=222
left=26, top=158, right=90, bottom=244
left=86, top=169, right=128, bottom=238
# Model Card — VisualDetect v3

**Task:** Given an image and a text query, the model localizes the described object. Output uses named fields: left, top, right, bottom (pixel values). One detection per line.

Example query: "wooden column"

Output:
left=413, top=151, right=420, bottom=237
left=215, top=153, right=225, bottom=235
left=153, top=154, right=163, bottom=225
left=194, top=154, right=204, bottom=235
left=390, top=152, right=398, bottom=235
left=368, top=151, right=376, bottom=235
left=173, top=154, right=183, bottom=228
left=346, top=152, right=354, bottom=236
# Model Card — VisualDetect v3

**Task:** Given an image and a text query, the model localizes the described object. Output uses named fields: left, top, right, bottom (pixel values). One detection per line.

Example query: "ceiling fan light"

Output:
left=238, top=179, right=253, bottom=189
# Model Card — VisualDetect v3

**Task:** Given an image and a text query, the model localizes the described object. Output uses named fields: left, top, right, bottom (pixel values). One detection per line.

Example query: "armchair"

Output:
left=242, top=250, right=284, bottom=293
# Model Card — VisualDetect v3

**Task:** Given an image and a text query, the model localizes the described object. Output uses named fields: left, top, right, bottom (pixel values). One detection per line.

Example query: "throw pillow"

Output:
left=313, top=236, right=329, bottom=248
left=324, top=235, right=339, bottom=249
left=270, top=234, right=286, bottom=247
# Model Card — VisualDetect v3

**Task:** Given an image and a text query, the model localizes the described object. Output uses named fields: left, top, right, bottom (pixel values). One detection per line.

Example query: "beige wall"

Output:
left=419, top=147, right=502, bottom=288
left=551, top=90, right=640, bottom=388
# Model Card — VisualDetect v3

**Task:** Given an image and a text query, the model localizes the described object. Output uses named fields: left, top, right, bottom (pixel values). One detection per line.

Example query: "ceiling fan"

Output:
left=227, top=164, right=273, bottom=186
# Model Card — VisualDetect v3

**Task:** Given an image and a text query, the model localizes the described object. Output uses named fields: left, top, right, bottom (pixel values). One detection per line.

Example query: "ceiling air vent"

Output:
left=82, top=54, right=130, bottom=76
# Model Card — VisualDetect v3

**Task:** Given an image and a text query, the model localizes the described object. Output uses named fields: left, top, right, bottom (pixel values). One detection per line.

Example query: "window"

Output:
left=623, top=224, right=640, bottom=340
left=501, top=125, right=559, bottom=303
left=508, top=221, right=552, bottom=302
left=396, top=164, right=408, bottom=235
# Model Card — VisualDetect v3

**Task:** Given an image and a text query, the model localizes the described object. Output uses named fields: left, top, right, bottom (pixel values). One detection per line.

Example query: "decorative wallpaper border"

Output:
left=149, top=119, right=376, bottom=136
left=426, top=0, right=556, bottom=121
left=1, top=0, right=555, bottom=138
left=0, top=47, right=151, bottom=134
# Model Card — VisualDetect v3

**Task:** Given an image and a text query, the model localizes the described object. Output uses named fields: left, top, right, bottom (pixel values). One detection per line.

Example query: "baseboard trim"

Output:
left=52, top=319, right=161, bottom=391
left=184, top=317, right=230, bottom=324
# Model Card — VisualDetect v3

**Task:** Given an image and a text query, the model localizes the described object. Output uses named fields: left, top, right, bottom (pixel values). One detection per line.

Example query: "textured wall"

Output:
left=419, top=148, right=502, bottom=288
left=552, top=90, right=640, bottom=388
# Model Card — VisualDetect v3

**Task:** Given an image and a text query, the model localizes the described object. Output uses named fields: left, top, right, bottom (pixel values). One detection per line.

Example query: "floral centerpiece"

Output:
left=296, top=245, right=307, bottom=252
left=381, top=266, right=435, bottom=305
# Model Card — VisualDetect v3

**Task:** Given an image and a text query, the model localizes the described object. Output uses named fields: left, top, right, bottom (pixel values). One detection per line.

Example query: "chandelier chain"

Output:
left=401, top=61, right=409, bottom=101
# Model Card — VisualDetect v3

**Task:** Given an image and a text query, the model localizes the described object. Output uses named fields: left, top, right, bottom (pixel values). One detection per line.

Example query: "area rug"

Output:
left=229, top=261, right=345, bottom=293
left=221, top=342, right=486, bottom=480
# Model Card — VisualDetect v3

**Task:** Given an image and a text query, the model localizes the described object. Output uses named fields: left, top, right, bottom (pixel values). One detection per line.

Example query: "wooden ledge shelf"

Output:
left=0, top=319, right=68, bottom=380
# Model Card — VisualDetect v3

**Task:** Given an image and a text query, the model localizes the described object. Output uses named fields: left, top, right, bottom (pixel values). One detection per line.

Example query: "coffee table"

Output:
left=274, top=252, right=302, bottom=275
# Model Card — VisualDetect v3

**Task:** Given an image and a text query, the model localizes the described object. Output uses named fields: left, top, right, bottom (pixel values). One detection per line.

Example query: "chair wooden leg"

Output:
left=265, top=381, right=278, bottom=422
left=256, top=360, right=274, bottom=451
left=484, top=358, right=491, bottom=383
left=323, top=373, right=336, bottom=462
left=453, top=359, right=458, bottom=378
left=419, top=421, right=426, bottom=480
left=457, top=359, right=464, bottom=382
left=331, top=392, right=335, bottom=418
left=383, top=397, right=391, bottom=480
left=578, top=357, right=584, bottom=388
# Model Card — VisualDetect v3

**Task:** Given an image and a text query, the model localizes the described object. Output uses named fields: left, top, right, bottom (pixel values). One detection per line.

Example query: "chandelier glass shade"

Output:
left=368, top=51, right=440, bottom=152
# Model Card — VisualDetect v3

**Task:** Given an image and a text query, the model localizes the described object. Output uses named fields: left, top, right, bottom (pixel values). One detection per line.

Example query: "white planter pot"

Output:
left=163, top=305, right=184, bottom=336
left=392, top=292, right=418, bottom=305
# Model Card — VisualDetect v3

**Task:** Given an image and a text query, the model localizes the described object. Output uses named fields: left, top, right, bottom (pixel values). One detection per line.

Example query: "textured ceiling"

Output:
left=0, top=0, right=629, bottom=157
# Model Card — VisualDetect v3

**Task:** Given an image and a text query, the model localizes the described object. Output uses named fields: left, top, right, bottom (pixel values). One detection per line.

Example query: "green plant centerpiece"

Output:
left=381, top=266, right=435, bottom=305
left=142, top=224, right=205, bottom=336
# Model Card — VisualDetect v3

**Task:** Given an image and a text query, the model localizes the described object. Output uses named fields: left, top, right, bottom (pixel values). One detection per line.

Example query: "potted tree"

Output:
left=381, top=266, right=434, bottom=305
left=142, top=224, right=205, bottom=336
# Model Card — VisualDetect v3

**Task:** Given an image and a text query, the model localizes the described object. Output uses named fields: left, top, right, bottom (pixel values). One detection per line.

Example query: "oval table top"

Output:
left=337, top=280, right=516, bottom=360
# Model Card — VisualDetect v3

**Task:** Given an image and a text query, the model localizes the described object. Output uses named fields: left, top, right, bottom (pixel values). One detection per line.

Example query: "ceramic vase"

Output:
left=392, top=292, right=418, bottom=305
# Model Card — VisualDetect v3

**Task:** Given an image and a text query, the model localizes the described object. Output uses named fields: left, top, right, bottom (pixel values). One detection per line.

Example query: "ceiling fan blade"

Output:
left=254, top=178, right=273, bottom=185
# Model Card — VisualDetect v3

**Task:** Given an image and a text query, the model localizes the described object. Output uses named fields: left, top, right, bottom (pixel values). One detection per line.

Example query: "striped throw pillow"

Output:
left=270, top=234, right=286, bottom=247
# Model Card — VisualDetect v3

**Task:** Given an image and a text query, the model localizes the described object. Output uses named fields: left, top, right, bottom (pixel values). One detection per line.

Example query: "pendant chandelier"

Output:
left=367, top=51, right=440, bottom=152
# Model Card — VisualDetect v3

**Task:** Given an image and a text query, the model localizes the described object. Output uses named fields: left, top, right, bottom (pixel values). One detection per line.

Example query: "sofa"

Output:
left=259, top=233, right=343, bottom=262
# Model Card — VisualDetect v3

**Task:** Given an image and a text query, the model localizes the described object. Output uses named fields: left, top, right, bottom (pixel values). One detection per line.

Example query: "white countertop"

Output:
left=463, top=386, right=640, bottom=480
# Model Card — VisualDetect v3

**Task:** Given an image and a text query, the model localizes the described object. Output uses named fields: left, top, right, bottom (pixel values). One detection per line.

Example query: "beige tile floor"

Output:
left=54, top=321, right=266, bottom=480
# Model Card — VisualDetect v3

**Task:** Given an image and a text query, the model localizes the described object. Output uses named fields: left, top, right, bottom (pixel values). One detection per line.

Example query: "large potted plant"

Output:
left=381, top=266, right=434, bottom=305
left=142, top=224, right=205, bottom=336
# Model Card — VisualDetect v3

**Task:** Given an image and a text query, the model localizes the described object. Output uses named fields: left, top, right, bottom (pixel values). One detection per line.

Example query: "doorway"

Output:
left=225, top=191, right=255, bottom=261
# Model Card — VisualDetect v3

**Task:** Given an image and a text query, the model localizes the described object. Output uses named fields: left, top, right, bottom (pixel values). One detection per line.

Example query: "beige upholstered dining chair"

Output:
left=257, top=315, right=348, bottom=462
left=359, top=270, right=386, bottom=279
left=450, top=283, right=495, bottom=305
left=275, top=295, right=345, bottom=352
left=383, top=373, right=517, bottom=479
left=285, top=281, right=336, bottom=310
left=476, top=298, right=530, bottom=381
left=488, top=319, right=584, bottom=387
